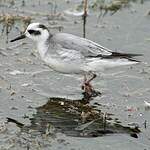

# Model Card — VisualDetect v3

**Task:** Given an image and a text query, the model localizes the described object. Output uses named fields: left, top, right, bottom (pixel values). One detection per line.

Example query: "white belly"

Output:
left=43, top=55, right=84, bottom=74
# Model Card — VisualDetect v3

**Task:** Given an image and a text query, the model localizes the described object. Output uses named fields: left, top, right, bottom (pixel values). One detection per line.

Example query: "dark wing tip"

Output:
left=111, top=52, right=143, bottom=58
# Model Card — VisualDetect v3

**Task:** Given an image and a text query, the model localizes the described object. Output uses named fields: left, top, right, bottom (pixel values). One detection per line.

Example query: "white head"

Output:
left=10, top=23, right=50, bottom=43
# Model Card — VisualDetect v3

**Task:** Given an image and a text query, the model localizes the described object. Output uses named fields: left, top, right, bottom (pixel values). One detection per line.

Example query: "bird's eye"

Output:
left=28, top=30, right=41, bottom=35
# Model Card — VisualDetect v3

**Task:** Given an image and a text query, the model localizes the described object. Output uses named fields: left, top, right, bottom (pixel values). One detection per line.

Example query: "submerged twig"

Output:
left=82, top=0, right=88, bottom=38
left=144, top=120, right=147, bottom=129
left=103, top=112, right=107, bottom=131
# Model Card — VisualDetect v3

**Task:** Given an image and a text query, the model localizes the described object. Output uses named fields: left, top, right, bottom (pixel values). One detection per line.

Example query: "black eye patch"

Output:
left=28, top=30, right=41, bottom=35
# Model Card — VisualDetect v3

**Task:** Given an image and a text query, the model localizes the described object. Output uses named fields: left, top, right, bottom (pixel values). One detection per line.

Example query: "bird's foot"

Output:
left=81, top=82, right=101, bottom=100
left=82, top=90, right=101, bottom=99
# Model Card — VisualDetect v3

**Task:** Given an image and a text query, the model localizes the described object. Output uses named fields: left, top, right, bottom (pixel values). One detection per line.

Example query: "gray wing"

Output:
left=52, top=33, right=112, bottom=57
left=56, top=47, right=84, bottom=63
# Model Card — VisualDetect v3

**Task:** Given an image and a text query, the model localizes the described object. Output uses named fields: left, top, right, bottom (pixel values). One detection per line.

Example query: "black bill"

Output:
left=10, top=34, right=26, bottom=42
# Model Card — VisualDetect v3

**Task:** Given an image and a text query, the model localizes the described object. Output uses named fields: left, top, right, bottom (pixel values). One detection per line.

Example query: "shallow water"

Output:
left=0, top=0, right=150, bottom=149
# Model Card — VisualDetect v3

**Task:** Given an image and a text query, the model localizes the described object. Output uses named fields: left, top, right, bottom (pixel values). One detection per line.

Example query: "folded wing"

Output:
left=53, top=33, right=112, bottom=57
left=53, top=33, right=142, bottom=61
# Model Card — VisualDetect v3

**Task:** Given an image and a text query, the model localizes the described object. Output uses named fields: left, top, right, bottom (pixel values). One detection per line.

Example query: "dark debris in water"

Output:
left=6, top=97, right=140, bottom=138
left=7, top=117, right=24, bottom=128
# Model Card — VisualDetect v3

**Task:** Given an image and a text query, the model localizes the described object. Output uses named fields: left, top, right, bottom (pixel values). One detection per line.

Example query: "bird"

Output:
left=10, top=23, right=142, bottom=99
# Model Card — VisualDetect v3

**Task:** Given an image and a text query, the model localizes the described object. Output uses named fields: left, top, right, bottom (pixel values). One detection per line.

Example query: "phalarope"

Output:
left=10, top=23, right=142, bottom=98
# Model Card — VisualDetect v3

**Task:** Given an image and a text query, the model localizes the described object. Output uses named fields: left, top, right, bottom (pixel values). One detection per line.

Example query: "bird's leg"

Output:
left=81, top=74, right=87, bottom=90
left=85, top=73, right=97, bottom=95
left=86, top=73, right=97, bottom=84
left=82, top=73, right=97, bottom=96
